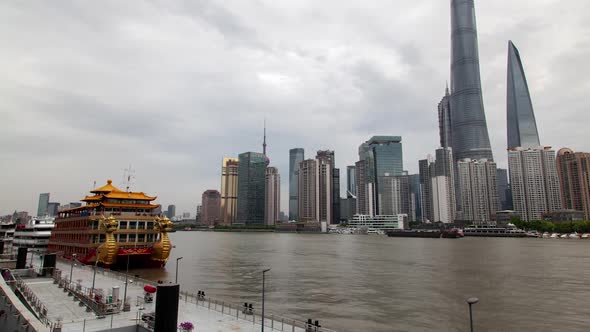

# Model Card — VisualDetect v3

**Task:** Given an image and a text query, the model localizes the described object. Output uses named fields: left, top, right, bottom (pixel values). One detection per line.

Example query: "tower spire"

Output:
left=263, top=118, right=267, bottom=156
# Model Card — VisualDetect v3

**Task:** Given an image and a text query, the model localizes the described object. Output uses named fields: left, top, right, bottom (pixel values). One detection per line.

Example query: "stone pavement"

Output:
left=25, top=255, right=294, bottom=332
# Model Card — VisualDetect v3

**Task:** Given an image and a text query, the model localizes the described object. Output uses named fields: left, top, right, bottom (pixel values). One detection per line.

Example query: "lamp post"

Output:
left=69, top=253, right=77, bottom=285
left=467, top=297, right=479, bottom=332
left=261, top=268, right=271, bottom=332
left=91, top=251, right=100, bottom=298
left=175, top=257, right=183, bottom=284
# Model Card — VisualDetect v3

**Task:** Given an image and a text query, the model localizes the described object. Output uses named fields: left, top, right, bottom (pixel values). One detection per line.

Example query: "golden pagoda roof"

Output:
left=83, top=179, right=157, bottom=202
left=91, top=180, right=123, bottom=193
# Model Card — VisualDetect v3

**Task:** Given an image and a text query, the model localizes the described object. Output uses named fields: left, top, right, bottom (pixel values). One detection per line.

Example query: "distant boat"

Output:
left=560, top=234, right=568, bottom=239
left=550, top=233, right=560, bottom=239
left=581, top=234, right=590, bottom=239
left=542, top=232, right=550, bottom=238
left=568, top=233, right=580, bottom=239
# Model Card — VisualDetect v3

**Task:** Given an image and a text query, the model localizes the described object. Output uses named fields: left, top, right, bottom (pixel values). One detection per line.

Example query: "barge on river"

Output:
left=47, top=180, right=173, bottom=268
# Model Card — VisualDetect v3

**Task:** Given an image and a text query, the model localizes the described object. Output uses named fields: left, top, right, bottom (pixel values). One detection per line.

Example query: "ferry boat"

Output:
left=47, top=180, right=173, bottom=269
left=463, top=226, right=526, bottom=238
left=13, top=215, right=54, bottom=250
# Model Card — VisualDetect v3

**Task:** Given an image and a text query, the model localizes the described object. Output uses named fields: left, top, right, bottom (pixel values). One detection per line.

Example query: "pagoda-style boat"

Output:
left=47, top=180, right=172, bottom=268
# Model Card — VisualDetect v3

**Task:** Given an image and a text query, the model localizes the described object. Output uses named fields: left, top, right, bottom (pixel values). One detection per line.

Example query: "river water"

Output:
left=132, top=232, right=590, bottom=332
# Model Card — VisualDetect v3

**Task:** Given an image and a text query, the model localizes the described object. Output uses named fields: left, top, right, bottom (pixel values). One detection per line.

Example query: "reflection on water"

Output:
left=131, top=232, right=590, bottom=332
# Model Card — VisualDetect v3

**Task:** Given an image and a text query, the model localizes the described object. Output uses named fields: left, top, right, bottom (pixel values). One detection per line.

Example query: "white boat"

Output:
left=13, top=215, right=54, bottom=250
left=542, top=232, right=550, bottom=238
left=559, top=234, right=568, bottom=239
left=582, top=234, right=590, bottom=239
left=568, top=233, right=580, bottom=239
left=550, top=233, right=560, bottom=239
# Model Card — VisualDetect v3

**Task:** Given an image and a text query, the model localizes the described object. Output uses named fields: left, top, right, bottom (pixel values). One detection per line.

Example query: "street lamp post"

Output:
left=69, top=253, right=77, bottom=285
left=467, top=297, right=479, bottom=332
left=262, top=268, right=271, bottom=332
left=91, top=251, right=100, bottom=298
left=175, top=257, right=183, bottom=284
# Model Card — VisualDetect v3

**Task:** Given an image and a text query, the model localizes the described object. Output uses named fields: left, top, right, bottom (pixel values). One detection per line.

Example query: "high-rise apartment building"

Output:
left=221, top=157, right=239, bottom=225
left=418, top=158, right=433, bottom=222
left=450, top=0, right=493, bottom=161
left=438, top=85, right=452, bottom=149
left=298, top=158, right=333, bottom=223
left=556, top=148, right=590, bottom=220
left=236, top=152, right=267, bottom=225
left=507, top=41, right=540, bottom=150
left=408, top=174, right=422, bottom=222
left=166, top=205, right=176, bottom=219
left=289, top=148, right=304, bottom=221
left=355, top=160, right=372, bottom=216
left=420, top=148, right=456, bottom=223
left=265, top=167, right=280, bottom=226
left=316, top=150, right=338, bottom=224
left=37, top=193, right=50, bottom=217
left=47, top=202, right=60, bottom=217
left=457, top=159, right=499, bottom=222
left=346, top=165, right=356, bottom=197
left=379, top=175, right=411, bottom=216
left=508, top=147, right=562, bottom=221
left=496, top=168, right=512, bottom=210
left=201, top=190, right=221, bottom=226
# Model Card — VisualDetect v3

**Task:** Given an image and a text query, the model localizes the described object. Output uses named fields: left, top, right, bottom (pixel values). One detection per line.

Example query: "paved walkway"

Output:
left=25, top=256, right=286, bottom=332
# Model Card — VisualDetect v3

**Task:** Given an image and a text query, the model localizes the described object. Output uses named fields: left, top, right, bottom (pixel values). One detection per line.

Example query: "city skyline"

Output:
left=2, top=1, right=589, bottom=216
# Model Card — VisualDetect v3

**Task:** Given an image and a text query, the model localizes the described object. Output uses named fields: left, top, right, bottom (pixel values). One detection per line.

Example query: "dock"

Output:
left=0, top=254, right=335, bottom=332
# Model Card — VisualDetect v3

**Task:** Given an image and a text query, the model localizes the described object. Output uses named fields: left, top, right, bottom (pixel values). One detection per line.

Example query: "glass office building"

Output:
left=507, top=40, right=540, bottom=149
left=236, top=152, right=267, bottom=225
left=450, top=0, right=493, bottom=161
left=289, top=148, right=305, bottom=221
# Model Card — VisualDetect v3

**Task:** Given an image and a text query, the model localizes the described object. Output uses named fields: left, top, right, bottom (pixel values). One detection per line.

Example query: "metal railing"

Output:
left=11, top=272, right=53, bottom=327
left=55, top=257, right=336, bottom=332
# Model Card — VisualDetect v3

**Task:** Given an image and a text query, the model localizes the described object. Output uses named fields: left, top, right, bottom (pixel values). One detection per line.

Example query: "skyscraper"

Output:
left=508, top=147, right=562, bottom=221
left=418, top=158, right=433, bottom=222
left=450, top=0, right=493, bottom=161
left=496, top=168, right=512, bottom=210
left=265, top=166, right=280, bottom=226
left=37, top=193, right=50, bottom=217
left=201, top=190, right=221, bottom=226
left=438, top=85, right=452, bottom=149
left=316, top=150, right=339, bottom=224
left=379, top=175, right=411, bottom=216
left=409, top=174, right=422, bottom=222
left=507, top=41, right=540, bottom=149
left=289, top=148, right=304, bottom=221
left=167, top=205, right=176, bottom=219
left=346, top=165, right=356, bottom=197
left=355, top=160, right=372, bottom=216
left=457, top=159, right=499, bottom=222
left=236, top=152, right=267, bottom=226
left=221, top=157, right=239, bottom=225
left=556, top=148, right=590, bottom=220
left=298, top=159, right=318, bottom=222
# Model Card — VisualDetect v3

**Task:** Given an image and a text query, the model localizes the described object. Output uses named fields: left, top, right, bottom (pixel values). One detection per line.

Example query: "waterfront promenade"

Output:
left=21, top=256, right=332, bottom=332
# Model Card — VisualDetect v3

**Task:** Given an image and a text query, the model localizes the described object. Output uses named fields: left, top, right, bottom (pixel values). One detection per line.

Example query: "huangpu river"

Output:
left=132, top=232, right=590, bottom=332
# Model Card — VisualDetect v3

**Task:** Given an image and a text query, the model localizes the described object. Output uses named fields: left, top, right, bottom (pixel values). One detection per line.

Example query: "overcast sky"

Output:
left=1, top=0, right=589, bottom=216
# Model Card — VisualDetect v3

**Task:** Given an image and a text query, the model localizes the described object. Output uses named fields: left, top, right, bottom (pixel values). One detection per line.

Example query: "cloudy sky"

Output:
left=1, top=0, right=589, bottom=216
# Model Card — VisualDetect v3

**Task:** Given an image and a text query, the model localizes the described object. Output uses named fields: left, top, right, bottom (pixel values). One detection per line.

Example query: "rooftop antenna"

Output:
left=263, top=117, right=267, bottom=156
left=122, top=165, right=136, bottom=192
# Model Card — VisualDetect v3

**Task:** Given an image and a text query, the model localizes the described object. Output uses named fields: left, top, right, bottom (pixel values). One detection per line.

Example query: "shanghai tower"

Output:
left=507, top=40, right=540, bottom=149
left=450, top=0, right=493, bottom=161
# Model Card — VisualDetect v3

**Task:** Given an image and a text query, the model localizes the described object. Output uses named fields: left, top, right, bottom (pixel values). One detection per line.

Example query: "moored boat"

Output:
left=48, top=179, right=173, bottom=269
left=386, top=230, right=442, bottom=238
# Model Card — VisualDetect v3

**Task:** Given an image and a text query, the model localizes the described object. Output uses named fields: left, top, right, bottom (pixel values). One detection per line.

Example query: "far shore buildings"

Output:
left=508, top=147, right=561, bottom=221
left=556, top=148, right=590, bottom=220
left=289, top=148, right=304, bottom=221
left=457, top=159, right=499, bottom=223
left=201, top=190, right=221, bottom=226
left=265, top=167, right=280, bottom=226
left=236, top=152, right=267, bottom=226
left=220, top=157, right=239, bottom=225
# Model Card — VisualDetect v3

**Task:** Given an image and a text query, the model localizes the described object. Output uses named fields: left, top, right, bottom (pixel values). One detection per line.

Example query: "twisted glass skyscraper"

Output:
left=450, top=0, right=493, bottom=161
left=507, top=40, right=540, bottom=149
